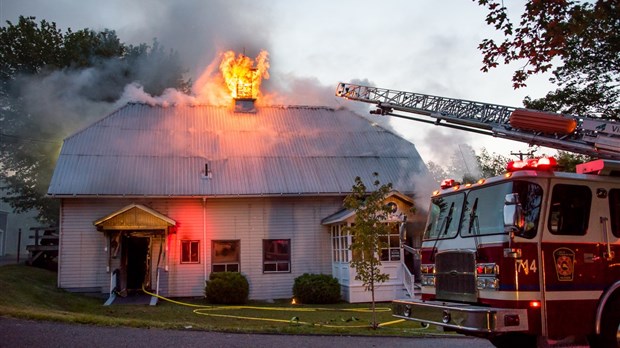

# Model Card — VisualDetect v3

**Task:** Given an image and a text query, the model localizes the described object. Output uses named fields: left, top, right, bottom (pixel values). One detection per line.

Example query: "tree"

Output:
left=477, top=148, right=510, bottom=177
left=445, top=144, right=481, bottom=184
left=0, top=16, right=190, bottom=224
left=475, top=0, right=619, bottom=119
left=555, top=151, right=591, bottom=172
left=343, top=174, right=392, bottom=329
left=426, top=161, right=448, bottom=185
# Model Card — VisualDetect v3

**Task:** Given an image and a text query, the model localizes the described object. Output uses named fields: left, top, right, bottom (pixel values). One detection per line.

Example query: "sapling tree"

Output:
left=343, top=173, right=393, bottom=329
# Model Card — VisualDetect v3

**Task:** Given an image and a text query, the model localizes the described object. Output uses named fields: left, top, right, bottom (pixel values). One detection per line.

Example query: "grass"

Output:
left=0, top=264, right=443, bottom=336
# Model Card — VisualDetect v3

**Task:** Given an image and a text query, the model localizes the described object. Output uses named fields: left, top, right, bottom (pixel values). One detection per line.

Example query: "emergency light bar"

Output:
left=506, top=157, right=557, bottom=172
left=440, top=179, right=459, bottom=189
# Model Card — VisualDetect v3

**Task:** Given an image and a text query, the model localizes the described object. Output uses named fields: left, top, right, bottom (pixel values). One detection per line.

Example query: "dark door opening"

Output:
left=124, top=236, right=150, bottom=291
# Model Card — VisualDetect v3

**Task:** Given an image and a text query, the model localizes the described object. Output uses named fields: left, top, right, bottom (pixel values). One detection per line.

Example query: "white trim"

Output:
left=420, top=290, right=602, bottom=302
left=545, top=290, right=603, bottom=301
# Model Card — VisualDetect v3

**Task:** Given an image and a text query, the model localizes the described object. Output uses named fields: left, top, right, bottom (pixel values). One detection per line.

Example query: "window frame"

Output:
left=331, top=224, right=349, bottom=263
left=180, top=240, right=200, bottom=264
left=379, top=223, right=401, bottom=262
left=547, top=184, right=592, bottom=236
left=211, top=240, right=240, bottom=273
left=263, top=239, right=291, bottom=273
left=610, top=189, right=620, bottom=238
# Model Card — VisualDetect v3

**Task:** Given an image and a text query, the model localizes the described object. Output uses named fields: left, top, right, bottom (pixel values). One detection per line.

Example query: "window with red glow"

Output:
left=263, top=239, right=291, bottom=273
left=181, top=240, right=200, bottom=264
left=212, top=240, right=240, bottom=272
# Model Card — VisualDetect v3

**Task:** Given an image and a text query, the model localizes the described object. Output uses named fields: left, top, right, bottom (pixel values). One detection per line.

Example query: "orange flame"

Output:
left=219, top=50, right=270, bottom=99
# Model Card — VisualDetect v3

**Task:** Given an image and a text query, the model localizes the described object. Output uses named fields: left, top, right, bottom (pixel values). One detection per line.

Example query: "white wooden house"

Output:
left=48, top=102, right=428, bottom=302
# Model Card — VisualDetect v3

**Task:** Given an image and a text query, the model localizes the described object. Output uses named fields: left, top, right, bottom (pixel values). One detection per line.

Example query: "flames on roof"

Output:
left=220, top=50, right=269, bottom=100
left=218, top=50, right=269, bottom=113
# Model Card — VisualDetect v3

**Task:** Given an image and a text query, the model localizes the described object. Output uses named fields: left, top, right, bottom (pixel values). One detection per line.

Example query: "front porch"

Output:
left=322, top=191, right=419, bottom=302
left=93, top=203, right=176, bottom=306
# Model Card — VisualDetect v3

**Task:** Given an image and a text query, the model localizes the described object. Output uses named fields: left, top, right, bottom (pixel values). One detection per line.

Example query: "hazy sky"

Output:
left=0, top=0, right=556, bottom=162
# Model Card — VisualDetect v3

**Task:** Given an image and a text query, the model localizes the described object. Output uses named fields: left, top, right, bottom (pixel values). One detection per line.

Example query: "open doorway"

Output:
left=122, top=235, right=151, bottom=293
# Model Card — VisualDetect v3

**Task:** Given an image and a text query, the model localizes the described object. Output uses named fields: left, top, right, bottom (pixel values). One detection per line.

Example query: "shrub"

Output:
left=205, top=272, right=249, bottom=304
left=292, top=273, right=341, bottom=304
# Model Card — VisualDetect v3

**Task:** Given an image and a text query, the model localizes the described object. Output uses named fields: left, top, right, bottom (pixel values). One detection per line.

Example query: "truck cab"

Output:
left=393, top=158, right=620, bottom=347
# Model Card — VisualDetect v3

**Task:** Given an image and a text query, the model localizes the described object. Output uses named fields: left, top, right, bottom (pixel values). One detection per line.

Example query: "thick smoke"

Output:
left=14, top=69, right=118, bottom=138
left=5, top=0, right=430, bottom=198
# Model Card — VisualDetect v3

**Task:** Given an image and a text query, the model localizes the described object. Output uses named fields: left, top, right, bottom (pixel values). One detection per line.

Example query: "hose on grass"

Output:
left=142, top=285, right=427, bottom=330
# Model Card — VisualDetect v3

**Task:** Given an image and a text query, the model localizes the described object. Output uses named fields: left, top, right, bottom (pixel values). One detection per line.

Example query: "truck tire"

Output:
left=594, top=296, right=620, bottom=348
left=489, top=333, right=537, bottom=348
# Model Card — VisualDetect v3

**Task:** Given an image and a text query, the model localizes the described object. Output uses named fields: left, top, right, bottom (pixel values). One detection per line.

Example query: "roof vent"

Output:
left=234, top=98, right=257, bottom=113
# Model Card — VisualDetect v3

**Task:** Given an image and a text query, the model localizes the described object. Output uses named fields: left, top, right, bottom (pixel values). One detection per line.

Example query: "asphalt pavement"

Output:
left=0, top=317, right=494, bottom=348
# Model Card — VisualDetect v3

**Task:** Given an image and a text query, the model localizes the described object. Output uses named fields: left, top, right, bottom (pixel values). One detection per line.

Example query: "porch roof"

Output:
left=321, top=191, right=414, bottom=225
left=93, top=204, right=176, bottom=231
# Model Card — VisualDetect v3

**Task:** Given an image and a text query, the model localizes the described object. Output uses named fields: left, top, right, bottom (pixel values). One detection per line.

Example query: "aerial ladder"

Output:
left=335, top=82, right=620, bottom=160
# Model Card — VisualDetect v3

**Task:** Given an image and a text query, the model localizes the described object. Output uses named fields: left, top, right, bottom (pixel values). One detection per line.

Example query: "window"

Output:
left=181, top=240, right=200, bottom=264
left=512, top=181, right=544, bottom=239
left=263, top=239, right=290, bottom=273
left=461, top=182, right=513, bottom=237
left=212, top=240, right=240, bottom=272
left=459, top=181, right=542, bottom=238
left=331, top=225, right=349, bottom=263
left=548, top=184, right=591, bottom=235
left=424, top=193, right=465, bottom=240
left=379, top=223, right=401, bottom=261
left=424, top=181, right=543, bottom=240
left=609, top=189, right=620, bottom=238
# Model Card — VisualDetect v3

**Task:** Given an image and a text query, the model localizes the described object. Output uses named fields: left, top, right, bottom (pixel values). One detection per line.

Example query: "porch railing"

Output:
left=402, top=262, right=415, bottom=298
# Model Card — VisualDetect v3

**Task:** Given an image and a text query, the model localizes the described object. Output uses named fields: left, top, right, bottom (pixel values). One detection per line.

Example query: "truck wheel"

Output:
left=595, top=297, right=620, bottom=348
left=489, top=333, right=536, bottom=348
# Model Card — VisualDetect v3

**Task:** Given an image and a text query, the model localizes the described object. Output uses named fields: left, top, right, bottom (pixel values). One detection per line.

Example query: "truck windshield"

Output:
left=423, top=180, right=543, bottom=240
left=424, top=192, right=465, bottom=239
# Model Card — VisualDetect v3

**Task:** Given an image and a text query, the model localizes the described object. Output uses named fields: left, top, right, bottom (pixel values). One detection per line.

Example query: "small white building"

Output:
left=48, top=101, right=428, bottom=302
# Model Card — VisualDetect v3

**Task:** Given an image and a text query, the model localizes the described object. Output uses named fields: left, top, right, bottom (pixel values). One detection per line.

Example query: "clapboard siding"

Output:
left=58, top=196, right=343, bottom=300
left=204, top=196, right=341, bottom=300
left=59, top=199, right=113, bottom=290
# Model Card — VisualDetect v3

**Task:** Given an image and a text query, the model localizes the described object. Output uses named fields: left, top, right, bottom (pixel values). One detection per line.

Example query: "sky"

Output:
left=0, top=0, right=558, bottom=166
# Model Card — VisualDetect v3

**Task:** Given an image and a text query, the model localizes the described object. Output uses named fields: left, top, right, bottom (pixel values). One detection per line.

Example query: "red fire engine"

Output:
left=336, top=83, right=620, bottom=347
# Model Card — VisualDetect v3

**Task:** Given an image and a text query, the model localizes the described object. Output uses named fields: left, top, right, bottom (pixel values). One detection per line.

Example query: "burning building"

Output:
left=47, top=51, right=428, bottom=303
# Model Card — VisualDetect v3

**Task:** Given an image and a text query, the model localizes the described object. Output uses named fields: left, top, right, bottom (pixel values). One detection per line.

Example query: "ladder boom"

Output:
left=336, top=82, right=620, bottom=160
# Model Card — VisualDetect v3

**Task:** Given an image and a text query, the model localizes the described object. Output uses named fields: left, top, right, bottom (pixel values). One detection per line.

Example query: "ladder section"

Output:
left=335, top=82, right=620, bottom=160
left=336, top=82, right=515, bottom=128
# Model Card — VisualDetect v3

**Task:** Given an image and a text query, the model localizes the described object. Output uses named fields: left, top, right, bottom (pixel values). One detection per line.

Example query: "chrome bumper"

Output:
left=392, top=299, right=529, bottom=333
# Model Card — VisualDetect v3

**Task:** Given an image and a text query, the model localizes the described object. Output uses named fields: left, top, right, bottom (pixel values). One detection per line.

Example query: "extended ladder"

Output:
left=336, top=82, right=620, bottom=160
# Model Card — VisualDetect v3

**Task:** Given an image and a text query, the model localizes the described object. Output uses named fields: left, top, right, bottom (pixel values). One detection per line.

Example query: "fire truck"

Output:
left=336, top=83, right=620, bottom=347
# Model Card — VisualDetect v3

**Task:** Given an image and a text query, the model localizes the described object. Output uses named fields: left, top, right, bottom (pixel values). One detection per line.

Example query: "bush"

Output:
left=292, top=273, right=341, bottom=304
left=205, top=272, right=249, bottom=304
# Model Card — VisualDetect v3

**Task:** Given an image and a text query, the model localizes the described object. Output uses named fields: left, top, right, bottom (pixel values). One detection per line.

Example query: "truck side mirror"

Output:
left=504, top=193, right=525, bottom=235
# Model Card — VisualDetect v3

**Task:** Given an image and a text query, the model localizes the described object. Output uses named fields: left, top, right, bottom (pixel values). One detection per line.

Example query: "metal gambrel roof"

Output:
left=48, top=104, right=428, bottom=197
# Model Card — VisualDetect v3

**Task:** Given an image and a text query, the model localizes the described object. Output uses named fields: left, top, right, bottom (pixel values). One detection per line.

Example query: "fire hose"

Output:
left=141, top=285, right=426, bottom=329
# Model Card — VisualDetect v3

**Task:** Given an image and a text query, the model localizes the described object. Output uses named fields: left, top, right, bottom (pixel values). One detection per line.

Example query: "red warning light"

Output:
left=440, top=179, right=457, bottom=189
left=507, top=157, right=557, bottom=172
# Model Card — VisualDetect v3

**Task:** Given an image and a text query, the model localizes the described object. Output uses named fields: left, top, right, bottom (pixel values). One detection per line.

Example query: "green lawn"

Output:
left=0, top=264, right=440, bottom=336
